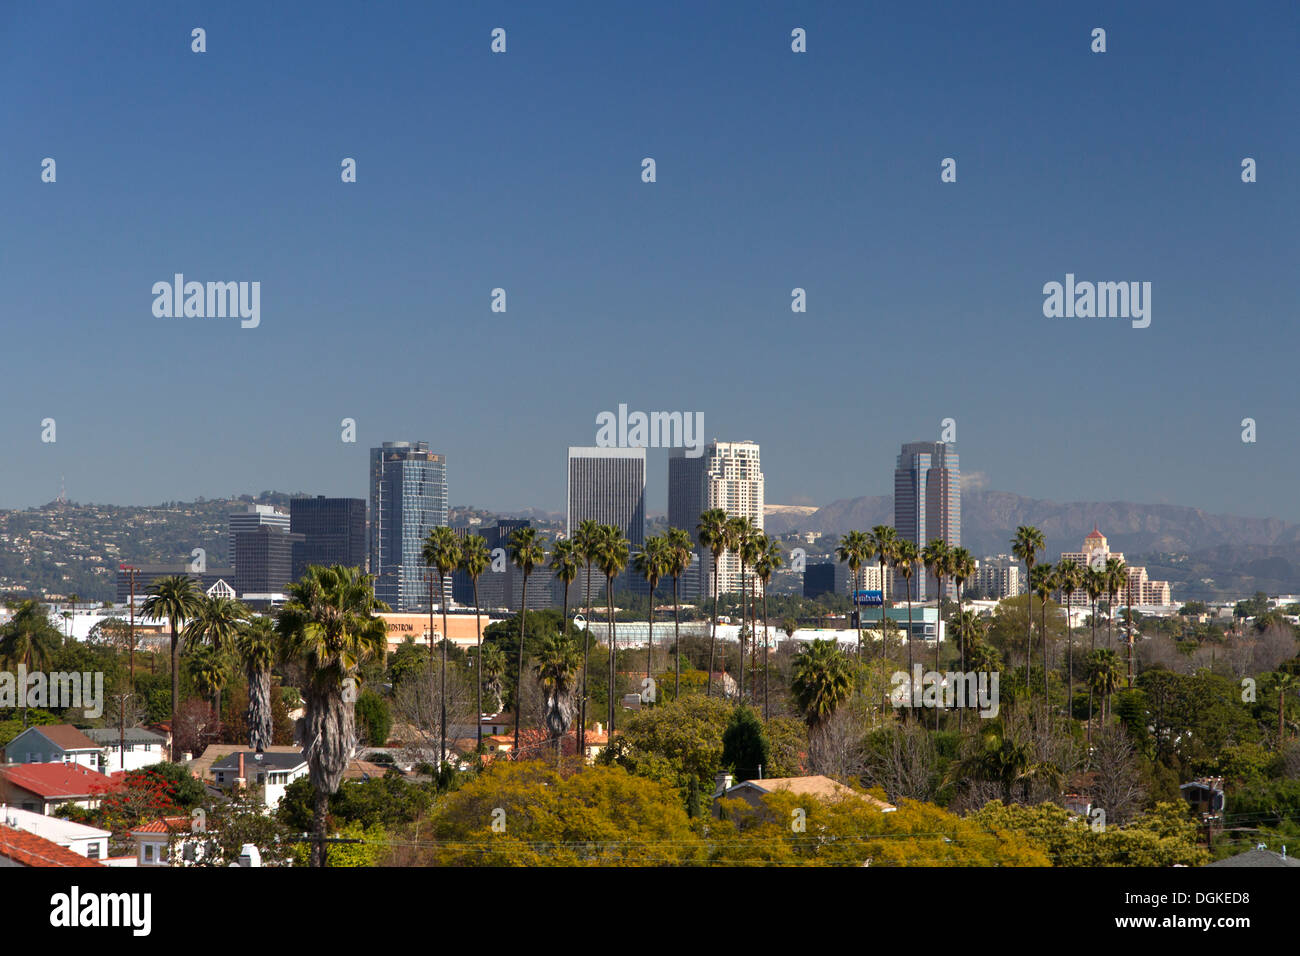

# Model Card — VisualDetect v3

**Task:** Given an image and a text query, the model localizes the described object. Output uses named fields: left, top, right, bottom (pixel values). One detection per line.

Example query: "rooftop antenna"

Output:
left=56, top=476, right=67, bottom=505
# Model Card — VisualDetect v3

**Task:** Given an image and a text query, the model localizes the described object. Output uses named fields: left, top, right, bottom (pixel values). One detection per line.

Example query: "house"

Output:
left=210, top=751, right=308, bottom=809
left=0, top=824, right=102, bottom=868
left=1206, top=844, right=1300, bottom=868
left=1180, top=777, right=1225, bottom=819
left=0, top=804, right=110, bottom=860
left=2, top=724, right=103, bottom=770
left=712, top=774, right=896, bottom=817
left=130, top=816, right=203, bottom=867
left=82, top=728, right=168, bottom=773
left=187, top=743, right=303, bottom=782
left=0, top=763, right=115, bottom=815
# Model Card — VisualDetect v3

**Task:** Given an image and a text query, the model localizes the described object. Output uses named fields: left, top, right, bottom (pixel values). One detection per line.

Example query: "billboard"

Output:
left=853, top=589, right=884, bottom=607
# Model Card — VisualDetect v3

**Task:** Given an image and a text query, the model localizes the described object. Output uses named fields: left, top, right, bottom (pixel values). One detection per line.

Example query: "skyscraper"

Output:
left=669, top=440, right=764, bottom=598
left=893, top=440, right=961, bottom=601
left=234, top=526, right=304, bottom=596
left=369, top=441, right=448, bottom=612
left=567, top=447, right=646, bottom=546
left=228, top=504, right=289, bottom=568
left=289, top=496, right=367, bottom=581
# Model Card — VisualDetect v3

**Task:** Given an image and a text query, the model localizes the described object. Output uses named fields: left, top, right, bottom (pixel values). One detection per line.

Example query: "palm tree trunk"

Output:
left=1041, top=596, right=1049, bottom=713
left=958, top=582, right=965, bottom=732
left=607, top=574, right=616, bottom=734
left=645, top=580, right=654, bottom=684
left=1025, top=565, right=1034, bottom=703
left=514, top=574, right=529, bottom=756
left=579, top=560, right=592, bottom=754
left=906, top=580, right=914, bottom=712
left=762, top=588, right=771, bottom=721
left=739, top=560, right=747, bottom=702
left=428, top=576, right=438, bottom=768
left=672, top=575, right=681, bottom=702
left=440, top=571, right=450, bottom=779
left=312, top=786, right=329, bottom=868
left=473, top=577, right=483, bottom=754
left=934, top=573, right=942, bottom=731
left=1066, top=591, right=1073, bottom=722
left=170, top=620, right=179, bottom=761
left=707, top=556, right=719, bottom=698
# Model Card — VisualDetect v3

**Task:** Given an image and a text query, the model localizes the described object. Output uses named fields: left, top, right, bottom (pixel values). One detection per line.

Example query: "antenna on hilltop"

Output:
left=56, top=476, right=67, bottom=505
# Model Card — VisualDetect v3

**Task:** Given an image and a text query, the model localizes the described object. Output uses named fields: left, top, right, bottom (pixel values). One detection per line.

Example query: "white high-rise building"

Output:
left=669, top=440, right=764, bottom=598
left=228, top=504, right=289, bottom=570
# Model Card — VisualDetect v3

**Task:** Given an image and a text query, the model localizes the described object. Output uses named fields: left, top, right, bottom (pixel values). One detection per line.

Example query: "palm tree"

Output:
left=1030, top=564, right=1054, bottom=709
left=790, top=638, right=853, bottom=730
left=697, top=509, right=730, bottom=698
left=836, top=530, right=872, bottom=661
left=921, top=539, right=952, bottom=725
left=534, top=632, right=583, bottom=758
left=423, top=527, right=462, bottom=776
left=550, top=538, right=580, bottom=631
left=460, top=534, right=491, bottom=753
left=730, top=516, right=757, bottom=700
left=1011, top=526, right=1046, bottom=701
left=753, top=535, right=783, bottom=721
left=183, top=594, right=248, bottom=725
left=950, top=546, right=975, bottom=728
left=234, top=616, right=278, bottom=750
left=572, top=519, right=603, bottom=752
left=632, top=535, right=669, bottom=684
left=664, top=527, right=695, bottom=702
left=140, top=575, right=204, bottom=761
left=951, top=610, right=986, bottom=674
left=1083, top=565, right=1105, bottom=743
left=1104, top=558, right=1127, bottom=651
left=0, top=600, right=60, bottom=727
left=870, top=526, right=900, bottom=657
left=1086, top=649, right=1123, bottom=723
left=593, top=525, right=629, bottom=734
left=507, top=527, right=547, bottom=755
left=740, top=526, right=763, bottom=702
left=1056, top=560, right=1082, bottom=719
left=480, top=642, right=507, bottom=714
left=277, top=565, right=388, bottom=867
left=187, top=644, right=229, bottom=726
left=893, top=539, right=921, bottom=681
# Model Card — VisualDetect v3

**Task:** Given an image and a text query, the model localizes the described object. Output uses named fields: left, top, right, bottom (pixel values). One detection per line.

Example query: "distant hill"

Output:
left=764, top=491, right=1300, bottom=601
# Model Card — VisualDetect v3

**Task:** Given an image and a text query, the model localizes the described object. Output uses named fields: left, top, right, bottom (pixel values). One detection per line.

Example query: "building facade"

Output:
left=289, top=496, right=367, bottom=580
left=1060, top=527, right=1172, bottom=605
left=669, top=441, right=764, bottom=598
left=893, top=441, right=960, bottom=601
left=233, top=526, right=303, bottom=597
left=369, top=442, right=449, bottom=611
left=971, top=555, right=1022, bottom=599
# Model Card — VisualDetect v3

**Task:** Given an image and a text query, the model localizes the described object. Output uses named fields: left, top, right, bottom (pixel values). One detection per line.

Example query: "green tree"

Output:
left=790, top=638, right=853, bottom=729
left=276, top=565, right=388, bottom=867
left=753, top=535, right=783, bottom=720
left=0, top=600, right=61, bottom=727
left=697, top=508, right=731, bottom=698
left=234, top=616, right=278, bottom=750
left=507, top=526, right=547, bottom=754
left=182, top=594, right=247, bottom=726
left=1011, top=526, right=1045, bottom=699
left=893, top=539, right=921, bottom=678
left=593, top=525, right=629, bottom=733
left=355, top=689, right=392, bottom=746
left=423, top=526, right=462, bottom=774
left=664, top=527, right=695, bottom=702
left=459, top=533, right=491, bottom=752
left=721, top=705, right=771, bottom=782
left=632, top=535, right=670, bottom=683
left=534, top=632, right=582, bottom=755
left=837, top=530, right=872, bottom=660
left=140, top=576, right=204, bottom=761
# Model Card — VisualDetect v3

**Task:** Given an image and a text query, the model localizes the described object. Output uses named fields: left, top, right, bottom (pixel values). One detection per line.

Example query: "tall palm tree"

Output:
left=277, top=565, right=388, bottom=866
left=593, top=525, right=630, bottom=733
left=753, top=535, right=783, bottom=721
left=1083, top=565, right=1105, bottom=744
left=632, top=535, right=669, bottom=684
left=790, top=638, right=853, bottom=730
left=664, top=527, right=695, bottom=702
left=949, top=547, right=975, bottom=730
left=893, top=540, right=921, bottom=682
left=740, top=526, right=763, bottom=702
left=921, top=539, right=952, bottom=730
left=836, top=530, right=872, bottom=661
left=572, top=519, right=602, bottom=752
left=550, top=538, right=580, bottom=631
left=534, top=632, right=583, bottom=759
left=480, top=642, right=507, bottom=714
left=1056, top=559, right=1082, bottom=720
left=187, top=644, right=229, bottom=726
left=140, top=576, right=203, bottom=761
left=183, top=594, right=248, bottom=725
left=729, top=516, right=757, bottom=700
left=1086, top=649, right=1123, bottom=723
left=1030, top=564, right=1054, bottom=709
left=460, top=534, right=490, bottom=753
left=234, top=615, right=278, bottom=751
left=423, top=527, right=462, bottom=776
left=870, top=526, right=900, bottom=657
left=1104, top=558, right=1127, bottom=651
left=697, top=509, right=730, bottom=698
left=0, top=600, right=60, bottom=727
left=1011, top=526, right=1046, bottom=701
left=507, top=527, right=547, bottom=756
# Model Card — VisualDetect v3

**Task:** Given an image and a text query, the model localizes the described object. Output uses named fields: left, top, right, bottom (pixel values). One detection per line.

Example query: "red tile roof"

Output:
left=130, top=816, right=192, bottom=835
left=0, top=825, right=102, bottom=867
left=0, top=762, right=116, bottom=798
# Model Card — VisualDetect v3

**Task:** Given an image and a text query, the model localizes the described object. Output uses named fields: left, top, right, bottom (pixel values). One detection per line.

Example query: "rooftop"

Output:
left=0, top=825, right=102, bottom=867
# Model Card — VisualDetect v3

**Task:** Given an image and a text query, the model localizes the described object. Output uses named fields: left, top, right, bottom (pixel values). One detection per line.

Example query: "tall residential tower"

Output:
left=369, top=441, right=448, bottom=611
left=893, top=440, right=960, bottom=601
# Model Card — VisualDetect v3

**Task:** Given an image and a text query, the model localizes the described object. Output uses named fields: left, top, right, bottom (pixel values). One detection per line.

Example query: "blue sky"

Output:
left=2, top=2, right=1298, bottom=519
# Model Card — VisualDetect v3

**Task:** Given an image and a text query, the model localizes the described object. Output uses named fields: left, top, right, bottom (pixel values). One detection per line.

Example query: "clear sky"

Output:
left=3, top=2, right=1297, bottom=518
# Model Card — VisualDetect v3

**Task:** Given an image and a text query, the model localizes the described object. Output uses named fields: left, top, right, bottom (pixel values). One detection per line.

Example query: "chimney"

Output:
left=237, top=752, right=246, bottom=788
left=715, top=771, right=733, bottom=793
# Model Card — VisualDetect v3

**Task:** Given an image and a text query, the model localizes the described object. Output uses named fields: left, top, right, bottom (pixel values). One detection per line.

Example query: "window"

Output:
left=143, top=844, right=154, bottom=863
left=87, top=843, right=101, bottom=860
